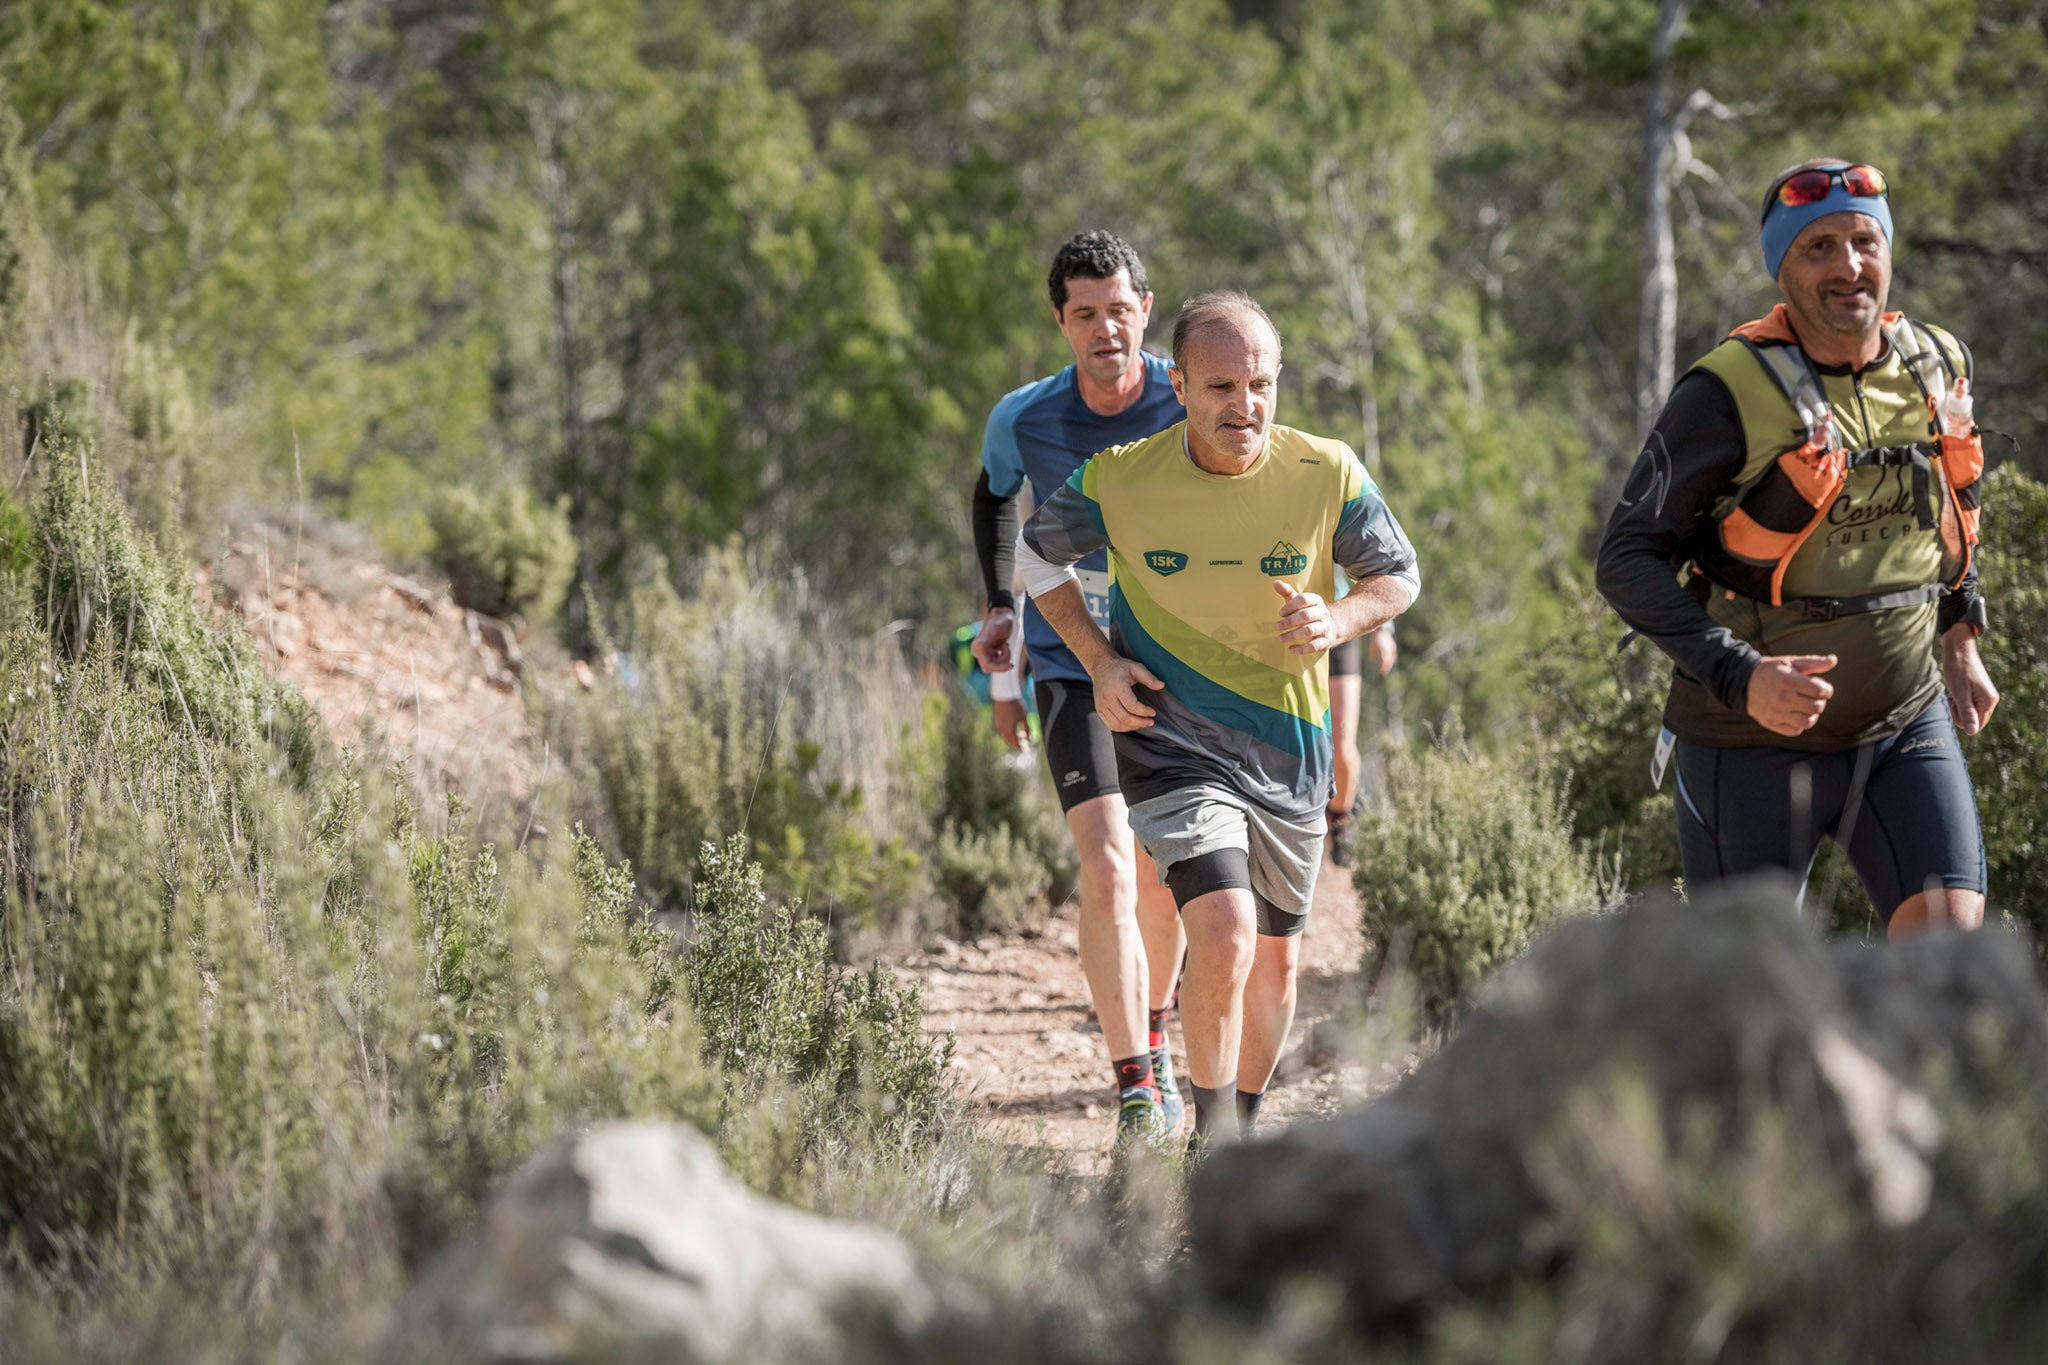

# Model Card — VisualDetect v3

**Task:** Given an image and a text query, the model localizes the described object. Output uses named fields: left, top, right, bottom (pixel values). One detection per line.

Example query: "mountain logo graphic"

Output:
left=1260, top=540, right=1308, bottom=575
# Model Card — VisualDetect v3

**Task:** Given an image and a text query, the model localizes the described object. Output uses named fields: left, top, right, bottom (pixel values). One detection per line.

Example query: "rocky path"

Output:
left=904, top=857, right=1378, bottom=1171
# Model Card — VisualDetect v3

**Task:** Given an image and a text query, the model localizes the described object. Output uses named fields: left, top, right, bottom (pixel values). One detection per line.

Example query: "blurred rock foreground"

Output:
left=380, top=881, right=2048, bottom=1361
left=1192, top=878, right=2048, bottom=1334
left=386, top=1122, right=947, bottom=1364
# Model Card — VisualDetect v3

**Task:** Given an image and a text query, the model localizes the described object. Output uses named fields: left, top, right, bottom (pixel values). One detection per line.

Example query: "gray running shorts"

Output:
left=1125, top=784, right=1323, bottom=936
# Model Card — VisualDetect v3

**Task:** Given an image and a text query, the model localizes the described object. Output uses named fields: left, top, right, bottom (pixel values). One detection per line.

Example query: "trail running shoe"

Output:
left=1114, top=1086, right=1168, bottom=1151
left=1327, top=809, right=1356, bottom=868
left=1151, top=1045, right=1184, bottom=1134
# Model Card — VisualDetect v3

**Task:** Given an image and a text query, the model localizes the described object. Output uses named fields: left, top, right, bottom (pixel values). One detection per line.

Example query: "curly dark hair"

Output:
left=1047, top=231, right=1149, bottom=314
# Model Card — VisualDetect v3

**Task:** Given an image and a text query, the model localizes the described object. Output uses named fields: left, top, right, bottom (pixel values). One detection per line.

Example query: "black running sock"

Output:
left=1147, top=1007, right=1170, bottom=1052
left=1192, top=1082, right=1239, bottom=1138
left=1237, top=1087, right=1266, bottom=1136
left=1113, top=1053, right=1157, bottom=1098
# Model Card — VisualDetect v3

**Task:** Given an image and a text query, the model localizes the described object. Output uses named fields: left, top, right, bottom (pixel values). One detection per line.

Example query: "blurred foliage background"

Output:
left=4, top=0, right=2041, bottom=680
left=1, top=0, right=2043, bottom=1000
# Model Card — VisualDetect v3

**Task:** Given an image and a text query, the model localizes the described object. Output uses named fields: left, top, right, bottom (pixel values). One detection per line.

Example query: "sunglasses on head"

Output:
left=1766, top=164, right=1889, bottom=219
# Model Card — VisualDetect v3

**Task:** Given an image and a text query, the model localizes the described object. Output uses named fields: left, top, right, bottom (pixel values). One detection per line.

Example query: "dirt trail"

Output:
left=905, top=858, right=1373, bottom=1170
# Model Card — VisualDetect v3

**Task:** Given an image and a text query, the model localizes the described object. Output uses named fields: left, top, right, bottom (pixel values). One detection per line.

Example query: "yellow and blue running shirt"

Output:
left=1021, top=422, right=1418, bottom=821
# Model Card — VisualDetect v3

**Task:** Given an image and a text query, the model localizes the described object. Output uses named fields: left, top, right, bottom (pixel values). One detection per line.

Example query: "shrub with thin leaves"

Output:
left=31, top=422, right=321, bottom=787
left=935, top=821, right=1056, bottom=937
left=931, top=694, right=1075, bottom=932
left=0, top=484, right=30, bottom=577
left=688, top=836, right=953, bottom=1185
left=0, top=451, right=958, bottom=1307
left=1353, top=729, right=1605, bottom=1019
left=570, top=549, right=936, bottom=940
left=1524, top=590, right=1680, bottom=897
left=425, top=481, right=577, bottom=623
left=571, top=551, right=1076, bottom=943
left=1966, top=466, right=2048, bottom=941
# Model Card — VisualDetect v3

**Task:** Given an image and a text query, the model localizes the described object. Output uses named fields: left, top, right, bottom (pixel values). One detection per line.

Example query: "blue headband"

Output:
left=1760, top=168, right=1893, bottom=279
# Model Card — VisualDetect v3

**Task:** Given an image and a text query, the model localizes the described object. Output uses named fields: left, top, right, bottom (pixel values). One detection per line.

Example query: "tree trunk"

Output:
left=534, top=99, right=587, bottom=529
left=1635, top=0, right=1691, bottom=450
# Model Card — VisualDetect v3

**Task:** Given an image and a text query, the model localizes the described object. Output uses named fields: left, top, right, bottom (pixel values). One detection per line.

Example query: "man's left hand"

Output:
left=1367, top=623, right=1398, bottom=676
left=1273, top=580, right=1336, bottom=655
left=992, top=697, right=1032, bottom=752
left=1942, top=624, right=1999, bottom=736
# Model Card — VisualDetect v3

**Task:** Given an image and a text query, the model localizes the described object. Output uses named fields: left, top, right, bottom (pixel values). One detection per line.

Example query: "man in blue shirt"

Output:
left=970, top=231, right=1188, bottom=1147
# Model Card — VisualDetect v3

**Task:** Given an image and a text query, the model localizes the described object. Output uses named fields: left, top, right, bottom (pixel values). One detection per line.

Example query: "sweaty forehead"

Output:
left=1185, top=312, right=1279, bottom=368
left=1791, top=210, right=1887, bottom=250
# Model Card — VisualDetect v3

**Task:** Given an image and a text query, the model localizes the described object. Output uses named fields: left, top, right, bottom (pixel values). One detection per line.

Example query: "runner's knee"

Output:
left=1248, top=935, right=1300, bottom=995
left=1179, top=887, right=1257, bottom=971
left=1889, top=886, right=1984, bottom=937
left=1073, top=839, right=1137, bottom=896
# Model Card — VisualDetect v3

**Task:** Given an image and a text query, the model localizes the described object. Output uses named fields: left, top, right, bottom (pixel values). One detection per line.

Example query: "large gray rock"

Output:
left=1190, top=878, right=2048, bottom=1329
left=388, top=1120, right=941, bottom=1363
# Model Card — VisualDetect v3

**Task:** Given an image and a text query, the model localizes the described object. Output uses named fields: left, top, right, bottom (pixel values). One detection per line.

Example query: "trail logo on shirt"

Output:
left=1260, top=540, right=1308, bottom=576
left=1143, top=549, right=1189, bottom=576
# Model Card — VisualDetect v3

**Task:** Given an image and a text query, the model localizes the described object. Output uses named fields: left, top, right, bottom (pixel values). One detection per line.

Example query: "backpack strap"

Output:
left=1885, top=317, right=1957, bottom=427
left=1733, top=335, right=1833, bottom=446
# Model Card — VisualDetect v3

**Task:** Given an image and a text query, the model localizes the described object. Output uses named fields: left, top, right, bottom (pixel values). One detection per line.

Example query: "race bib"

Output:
left=1075, top=567, right=1112, bottom=632
left=1650, top=726, right=1676, bottom=791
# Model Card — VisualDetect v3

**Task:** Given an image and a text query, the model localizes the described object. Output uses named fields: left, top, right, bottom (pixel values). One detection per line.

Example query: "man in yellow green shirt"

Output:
left=1018, top=292, right=1419, bottom=1142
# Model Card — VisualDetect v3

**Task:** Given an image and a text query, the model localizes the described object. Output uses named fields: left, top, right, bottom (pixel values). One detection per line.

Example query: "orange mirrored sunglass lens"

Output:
left=1776, top=164, right=1889, bottom=208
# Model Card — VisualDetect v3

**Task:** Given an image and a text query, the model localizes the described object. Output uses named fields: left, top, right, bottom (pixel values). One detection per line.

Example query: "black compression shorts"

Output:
left=1672, top=694, right=1986, bottom=918
left=1033, top=678, right=1121, bottom=813
left=1329, top=636, right=1362, bottom=678
left=1161, top=849, right=1307, bottom=937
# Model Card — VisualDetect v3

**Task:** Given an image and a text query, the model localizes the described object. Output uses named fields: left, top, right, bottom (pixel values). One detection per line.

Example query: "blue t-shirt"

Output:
left=979, top=351, right=1183, bottom=683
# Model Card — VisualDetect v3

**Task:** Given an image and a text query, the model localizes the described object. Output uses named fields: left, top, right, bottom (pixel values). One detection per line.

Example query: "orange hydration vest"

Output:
left=1699, top=306, right=1982, bottom=613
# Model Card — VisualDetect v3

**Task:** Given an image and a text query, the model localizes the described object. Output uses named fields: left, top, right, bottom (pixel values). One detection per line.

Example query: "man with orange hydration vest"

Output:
left=1597, top=158, right=1998, bottom=935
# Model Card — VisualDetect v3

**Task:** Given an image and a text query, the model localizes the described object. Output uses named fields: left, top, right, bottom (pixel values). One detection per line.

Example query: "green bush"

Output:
left=0, top=451, right=957, bottom=1305
left=571, top=560, right=1083, bottom=943
left=0, top=483, right=30, bottom=577
left=1352, top=728, right=1605, bottom=1019
left=35, top=420, right=319, bottom=778
left=569, top=549, right=940, bottom=941
left=1967, top=466, right=2048, bottom=941
left=689, top=836, right=953, bottom=1180
left=1524, top=590, right=1681, bottom=897
left=936, top=821, right=1054, bottom=937
left=930, top=694, right=1076, bottom=933
left=425, top=481, right=577, bottom=623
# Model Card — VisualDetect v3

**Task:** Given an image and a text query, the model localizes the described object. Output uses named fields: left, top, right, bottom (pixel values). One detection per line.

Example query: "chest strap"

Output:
left=1774, top=582, right=1944, bottom=621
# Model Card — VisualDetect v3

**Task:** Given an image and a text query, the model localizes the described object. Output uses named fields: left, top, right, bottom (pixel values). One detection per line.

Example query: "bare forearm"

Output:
left=1942, top=621, right=1999, bottom=735
left=1032, top=582, right=1118, bottom=675
left=1329, top=576, right=1410, bottom=644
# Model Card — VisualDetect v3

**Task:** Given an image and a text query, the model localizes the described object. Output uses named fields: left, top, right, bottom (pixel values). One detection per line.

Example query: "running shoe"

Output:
left=1114, top=1086, right=1168, bottom=1151
left=1151, top=1045, right=1185, bottom=1134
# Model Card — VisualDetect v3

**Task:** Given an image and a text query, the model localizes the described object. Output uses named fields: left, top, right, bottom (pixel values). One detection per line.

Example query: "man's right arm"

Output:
left=1594, top=372, right=1769, bottom=715
left=970, top=400, right=1030, bottom=673
left=971, top=468, right=1019, bottom=613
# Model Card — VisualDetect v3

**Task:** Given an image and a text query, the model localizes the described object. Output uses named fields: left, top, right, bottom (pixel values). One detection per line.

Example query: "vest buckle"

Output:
left=1801, top=597, right=1841, bottom=621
